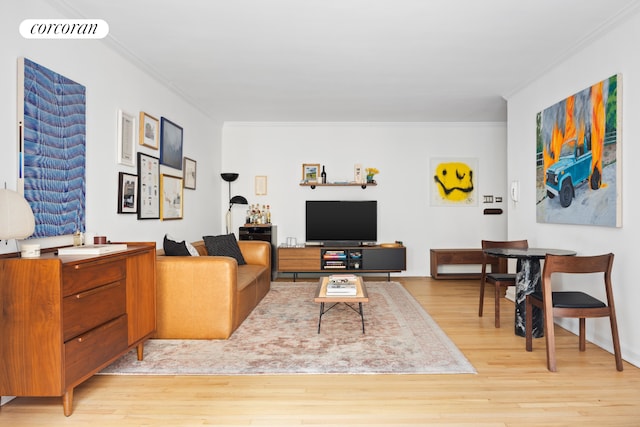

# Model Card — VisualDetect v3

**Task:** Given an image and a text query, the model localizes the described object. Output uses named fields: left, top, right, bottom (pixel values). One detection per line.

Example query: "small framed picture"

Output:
left=117, top=172, right=138, bottom=214
left=255, top=175, right=267, bottom=195
left=160, top=117, right=183, bottom=170
left=137, top=152, right=160, bottom=220
left=139, top=111, right=159, bottom=149
left=117, top=109, right=136, bottom=166
left=183, top=157, right=197, bottom=190
left=160, top=174, right=183, bottom=220
left=302, top=163, right=320, bottom=183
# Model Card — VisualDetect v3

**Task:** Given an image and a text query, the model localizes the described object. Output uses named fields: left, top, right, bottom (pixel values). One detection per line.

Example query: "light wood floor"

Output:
left=2, top=277, right=639, bottom=426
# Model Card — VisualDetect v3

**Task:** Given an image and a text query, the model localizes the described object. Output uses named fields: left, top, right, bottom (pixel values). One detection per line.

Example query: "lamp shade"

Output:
left=221, top=173, right=239, bottom=182
left=0, top=188, right=36, bottom=240
left=230, top=195, right=248, bottom=205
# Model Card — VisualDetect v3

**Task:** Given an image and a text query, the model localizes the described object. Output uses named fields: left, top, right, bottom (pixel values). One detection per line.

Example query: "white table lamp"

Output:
left=0, top=187, right=36, bottom=240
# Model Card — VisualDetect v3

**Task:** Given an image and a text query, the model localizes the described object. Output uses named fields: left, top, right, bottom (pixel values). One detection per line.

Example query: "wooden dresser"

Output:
left=0, top=242, right=156, bottom=416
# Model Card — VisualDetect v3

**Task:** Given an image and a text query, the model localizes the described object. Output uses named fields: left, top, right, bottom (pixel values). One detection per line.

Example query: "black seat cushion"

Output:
left=486, top=273, right=517, bottom=283
left=529, top=291, right=606, bottom=309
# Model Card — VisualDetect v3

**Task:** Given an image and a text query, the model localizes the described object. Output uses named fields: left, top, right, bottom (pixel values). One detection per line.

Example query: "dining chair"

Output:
left=479, top=239, right=529, bottom=327
left=525, top=253, right=623, bottom=372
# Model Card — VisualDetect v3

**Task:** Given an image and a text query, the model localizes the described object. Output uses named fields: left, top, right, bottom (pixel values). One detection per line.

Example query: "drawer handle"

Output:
left=74, top=281, right=120, bottom=299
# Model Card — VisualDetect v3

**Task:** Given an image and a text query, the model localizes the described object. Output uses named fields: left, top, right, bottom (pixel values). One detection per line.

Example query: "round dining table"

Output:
left=483, top=247, right=577, bottom=338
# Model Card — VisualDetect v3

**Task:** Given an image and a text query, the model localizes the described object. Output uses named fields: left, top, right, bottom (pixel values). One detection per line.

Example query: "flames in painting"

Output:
left=540, top=77, right=614, bottom=190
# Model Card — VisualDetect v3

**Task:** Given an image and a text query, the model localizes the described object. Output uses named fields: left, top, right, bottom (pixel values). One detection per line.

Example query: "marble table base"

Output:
left=514, top=259, right=544, bottom=338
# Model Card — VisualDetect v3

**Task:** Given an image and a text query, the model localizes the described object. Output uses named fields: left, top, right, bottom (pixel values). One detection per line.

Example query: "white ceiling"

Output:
left=52, top=0, right=640, bottom=122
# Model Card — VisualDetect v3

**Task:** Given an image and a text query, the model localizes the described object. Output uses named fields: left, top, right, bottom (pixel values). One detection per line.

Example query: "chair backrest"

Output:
left=481, top=239, right=529, bottom=274
left=481, top=239, right=529, bottom=251
left=542, top=253, right=614, bottom=292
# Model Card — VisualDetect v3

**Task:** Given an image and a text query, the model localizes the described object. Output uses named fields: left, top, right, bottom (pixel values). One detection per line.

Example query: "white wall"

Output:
left=222, top=122, right=508, bottom=276
left=507, top=12, right=640, bottom=367
left=1, top=1, right=223, bottom=251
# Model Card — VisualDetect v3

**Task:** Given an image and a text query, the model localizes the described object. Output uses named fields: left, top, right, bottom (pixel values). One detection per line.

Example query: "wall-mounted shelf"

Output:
left=300, top=182, right=377, bottom=189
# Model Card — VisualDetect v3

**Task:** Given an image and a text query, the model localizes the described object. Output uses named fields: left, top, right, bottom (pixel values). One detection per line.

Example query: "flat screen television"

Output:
left=305, top=200, right=377, bottom=246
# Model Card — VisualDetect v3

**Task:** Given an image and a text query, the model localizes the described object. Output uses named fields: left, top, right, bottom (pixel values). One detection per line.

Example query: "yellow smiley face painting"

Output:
left=432, top=159, right=477, bottom=205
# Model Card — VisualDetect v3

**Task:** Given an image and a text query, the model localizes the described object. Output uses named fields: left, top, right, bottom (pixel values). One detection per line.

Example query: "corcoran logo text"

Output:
left=20, top=19, right=109, bottom=39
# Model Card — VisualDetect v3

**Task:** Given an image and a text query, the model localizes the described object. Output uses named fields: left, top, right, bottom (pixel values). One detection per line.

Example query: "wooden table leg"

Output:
left=62, top=388, right=73, bottom=417
left=137, top=342, right=144, bottom=361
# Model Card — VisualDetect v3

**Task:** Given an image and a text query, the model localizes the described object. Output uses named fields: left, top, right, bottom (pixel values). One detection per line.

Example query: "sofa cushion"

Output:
left=163, top=234, right=191, bottom=256
left=237, top=264, right=267, bottom=291
left=203, top=233, right=246, bottom=265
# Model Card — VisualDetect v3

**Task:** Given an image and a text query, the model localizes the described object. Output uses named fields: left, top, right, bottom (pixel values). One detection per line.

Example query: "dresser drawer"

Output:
left=65, top=314, right=128, bottom=386
left=63, top=281, right=127, bottom=341
left=62, top=259, right=126, bottom=296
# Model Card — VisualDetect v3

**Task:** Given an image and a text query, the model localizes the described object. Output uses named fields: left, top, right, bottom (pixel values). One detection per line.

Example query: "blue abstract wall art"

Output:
left=19, top=57, right=86, bottom=238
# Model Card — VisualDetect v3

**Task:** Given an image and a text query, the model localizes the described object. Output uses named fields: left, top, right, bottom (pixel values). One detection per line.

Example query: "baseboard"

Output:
left=505, top=285, right=515, bottom=302
left=1, top=396, right=16, bottom=406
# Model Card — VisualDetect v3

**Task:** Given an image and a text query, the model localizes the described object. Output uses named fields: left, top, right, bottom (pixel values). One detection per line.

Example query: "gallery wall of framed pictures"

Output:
left=116, top=111, right=196, bottom=220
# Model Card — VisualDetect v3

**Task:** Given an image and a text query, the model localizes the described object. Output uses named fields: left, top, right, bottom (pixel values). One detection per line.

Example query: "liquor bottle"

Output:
left=266, top=205, right=271, bottom=224
left=321, top=166, right=327, bottom=184
left=73, top=229, right=82, bottom=246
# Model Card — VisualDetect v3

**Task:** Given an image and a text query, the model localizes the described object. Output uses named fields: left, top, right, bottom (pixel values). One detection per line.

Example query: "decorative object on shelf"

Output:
left=321, top=165, right=327, bottom=184
left=160, top=117, right=183, bottom=170
left=222, top=173, right=248, bottom=233
left=137, top=152, right=160, bottom=219
left=380, top=242, right=403, bottom=248
left=354, top=164, right=364, bottom=184
left=160, top=174, right=184, bottom=220
left=117, top=172, right=138, bottom=214
left=366, top=167, right=379, bottom=183
left=117, top=109, right=136, bottom=166
left=139, top=111, right=159, bottom=149
left=302, top=163, right=320, bottom=183
left=183, top=157, right=197, bottom=190
left=255, top=175, right=267, bottom=195
left=0, top=186, right=35, bottom=241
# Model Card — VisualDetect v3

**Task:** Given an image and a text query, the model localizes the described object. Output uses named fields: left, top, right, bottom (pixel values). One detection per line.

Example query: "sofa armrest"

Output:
left=155, top=255, right=238, bottom=339
left=238, top=240, right=270, bottom=267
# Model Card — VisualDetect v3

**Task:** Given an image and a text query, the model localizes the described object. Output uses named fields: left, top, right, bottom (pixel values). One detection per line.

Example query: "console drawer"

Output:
left=278, top=247, right=321, bottom=271
left=62, top=259, right=126, bottom=296
left=63, top=281, right=127, bottom=341
left=65, top=314, right=128, bottom=386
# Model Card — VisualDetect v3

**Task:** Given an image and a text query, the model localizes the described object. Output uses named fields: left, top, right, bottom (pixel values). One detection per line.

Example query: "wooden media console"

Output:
left=277, top=245, right=406, bottom=281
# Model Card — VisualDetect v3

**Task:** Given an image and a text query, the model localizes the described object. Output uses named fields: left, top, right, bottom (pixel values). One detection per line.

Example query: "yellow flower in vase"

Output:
left=365, top=167, right=379, bottom=183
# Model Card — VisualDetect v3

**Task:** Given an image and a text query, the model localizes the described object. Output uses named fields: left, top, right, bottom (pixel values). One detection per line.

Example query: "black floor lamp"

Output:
left=221, top=173, right=248, bottom=234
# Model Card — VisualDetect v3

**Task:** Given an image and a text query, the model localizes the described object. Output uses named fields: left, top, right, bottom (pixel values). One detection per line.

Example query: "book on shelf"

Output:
left=323, top=254, right=347, bottom=260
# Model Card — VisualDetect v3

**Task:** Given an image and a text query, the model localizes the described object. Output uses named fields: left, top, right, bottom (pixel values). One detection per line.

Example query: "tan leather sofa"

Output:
left=155, top=240, right=271, bottom=339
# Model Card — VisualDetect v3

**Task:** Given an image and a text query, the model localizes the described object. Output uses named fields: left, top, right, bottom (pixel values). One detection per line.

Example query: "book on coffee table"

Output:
left=326, top=282, right=357, bottom=296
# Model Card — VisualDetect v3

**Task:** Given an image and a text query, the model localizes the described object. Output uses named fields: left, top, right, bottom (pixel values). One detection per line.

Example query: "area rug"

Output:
left=99, top=281, right=475, bottom=375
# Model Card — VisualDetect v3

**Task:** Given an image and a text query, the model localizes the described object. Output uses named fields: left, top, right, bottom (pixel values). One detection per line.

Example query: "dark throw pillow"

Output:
left=203, top=233, right=246, bottom=265
left=163, top=234, right=191, bottom=256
